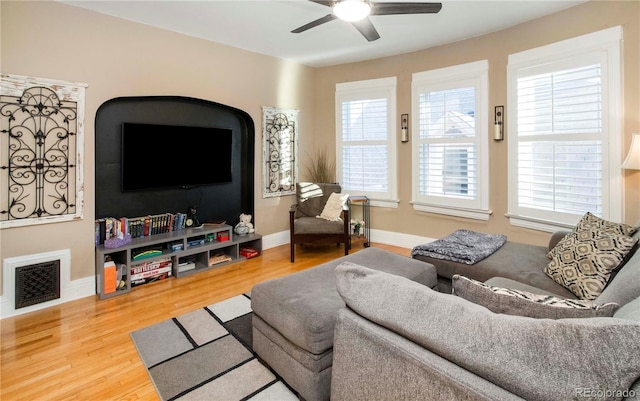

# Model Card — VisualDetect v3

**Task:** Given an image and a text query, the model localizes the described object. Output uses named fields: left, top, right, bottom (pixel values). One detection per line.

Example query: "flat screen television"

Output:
left=121, top=122, right=233, bottom=192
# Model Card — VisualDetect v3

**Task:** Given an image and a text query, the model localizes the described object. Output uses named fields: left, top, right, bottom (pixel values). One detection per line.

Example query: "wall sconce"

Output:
left=494, top=106, right=504, bottom=141
left=622, top=132, right=640, bottom=170
left=401, top=113, right=409, bottom=143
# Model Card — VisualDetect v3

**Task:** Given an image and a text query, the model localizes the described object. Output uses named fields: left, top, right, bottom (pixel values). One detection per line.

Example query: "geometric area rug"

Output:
left=130, top=293, right=298, bottom=401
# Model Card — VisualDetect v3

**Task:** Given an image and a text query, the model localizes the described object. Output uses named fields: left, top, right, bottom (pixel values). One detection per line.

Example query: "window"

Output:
left=411, top=60, right=490, bottom=220
left=507, top=27, right=622, bottom=231
left=336, top=77, right=397, bottom=207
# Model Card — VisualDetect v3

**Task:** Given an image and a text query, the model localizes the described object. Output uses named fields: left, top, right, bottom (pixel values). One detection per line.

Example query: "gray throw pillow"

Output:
left=452, top=275, right=619, bottom=319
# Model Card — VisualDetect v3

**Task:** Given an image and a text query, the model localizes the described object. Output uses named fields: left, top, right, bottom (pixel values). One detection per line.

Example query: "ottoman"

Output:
left=251, top=247, right=437, bottom=401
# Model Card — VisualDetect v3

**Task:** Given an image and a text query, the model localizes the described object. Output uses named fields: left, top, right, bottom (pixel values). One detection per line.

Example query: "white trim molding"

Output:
left=411, top=60, right=490, bottom=218
left=413, top=202, right=493, bottom=221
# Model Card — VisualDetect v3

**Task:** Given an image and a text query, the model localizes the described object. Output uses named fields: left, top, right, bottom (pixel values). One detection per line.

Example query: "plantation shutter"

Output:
left=341, top=98, right=389, bottom=193
left=418, top=87, right=477, bottom=200
left=516, top=63, right=603, bottom=217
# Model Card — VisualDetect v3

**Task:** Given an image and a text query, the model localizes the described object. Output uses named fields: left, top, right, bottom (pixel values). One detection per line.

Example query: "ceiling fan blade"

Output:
left=291, top=14, right=338, bottom=33
left=370, top=2, right=442, bottom=15
left=351, top=17, right=380, bottom=42
left=308, top=0, right=333, bottom=7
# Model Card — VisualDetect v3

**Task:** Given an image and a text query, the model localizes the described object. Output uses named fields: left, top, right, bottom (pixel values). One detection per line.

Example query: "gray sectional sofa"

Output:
left=331, top=227, right=640, bottom=400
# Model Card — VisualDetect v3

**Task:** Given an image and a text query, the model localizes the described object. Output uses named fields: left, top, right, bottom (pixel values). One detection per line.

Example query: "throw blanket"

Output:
left=411, top=230, right=507, bottom=265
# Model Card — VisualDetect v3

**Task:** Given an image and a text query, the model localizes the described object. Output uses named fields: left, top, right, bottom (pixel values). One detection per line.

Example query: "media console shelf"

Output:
left=95, top=225, right=262, bottom=300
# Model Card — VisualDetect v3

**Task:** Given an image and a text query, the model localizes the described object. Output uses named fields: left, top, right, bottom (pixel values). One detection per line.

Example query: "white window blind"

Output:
left=411, top=60, right=490, bottom=220
left=417, top=87, right=477, bottom=200
left=516, top=64, right=603, bottom=217
left=341, top=98, right=389, bottom=193
left=336, top=77, right=397, bottom=207
left=507, top=26, right=622, bottom=231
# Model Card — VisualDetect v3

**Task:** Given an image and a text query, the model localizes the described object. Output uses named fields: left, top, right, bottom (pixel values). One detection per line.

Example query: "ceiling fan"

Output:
left=291, top=0, right=443, bottom=42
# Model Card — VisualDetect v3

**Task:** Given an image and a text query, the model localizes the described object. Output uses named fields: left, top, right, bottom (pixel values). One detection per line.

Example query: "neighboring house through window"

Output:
left=507, top=26, right=622, bottom=232
left=336, top=77, right=398, bottom=207
left=411, top=60, right=490, bottom=220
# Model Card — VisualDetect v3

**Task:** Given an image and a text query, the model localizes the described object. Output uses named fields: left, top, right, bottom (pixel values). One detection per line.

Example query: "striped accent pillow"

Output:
left=452, top=275, right=619, bottom=319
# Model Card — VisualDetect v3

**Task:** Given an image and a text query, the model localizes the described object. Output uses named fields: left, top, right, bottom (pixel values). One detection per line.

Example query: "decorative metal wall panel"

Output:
left=262, top=106, right=298, bottom=198
left=1, top=74, right=86, bottom=228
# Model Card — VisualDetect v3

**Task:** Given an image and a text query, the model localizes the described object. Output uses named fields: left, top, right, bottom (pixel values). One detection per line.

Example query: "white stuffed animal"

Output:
left=237, top=213, right=255, bottom=233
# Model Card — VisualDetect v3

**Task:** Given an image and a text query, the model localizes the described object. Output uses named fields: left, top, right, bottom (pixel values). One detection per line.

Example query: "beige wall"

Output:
left=1, top=1, right=638, bottom=294
left=314, top=0, right=640, bottom=246
left=1, top=1, right=314, bottom=288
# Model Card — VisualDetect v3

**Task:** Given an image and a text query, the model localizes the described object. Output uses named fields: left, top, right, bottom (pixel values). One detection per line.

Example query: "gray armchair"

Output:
left=289, top=182, right=350, bottom=262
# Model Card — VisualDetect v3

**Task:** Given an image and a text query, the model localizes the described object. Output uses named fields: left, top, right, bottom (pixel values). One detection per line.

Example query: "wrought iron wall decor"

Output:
left=262, top=106, right=299, bottom=197
left=0, top=74, right=86, bottom=228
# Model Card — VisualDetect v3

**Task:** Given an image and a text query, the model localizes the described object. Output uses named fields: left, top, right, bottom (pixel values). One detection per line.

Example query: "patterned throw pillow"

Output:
left=548, top=212, right=637, bottom=259
left=452, top=275, right=619, bottom=319
left=544, top=230, right=638, bottom=300
left=575, top=212, right=637, bottom=237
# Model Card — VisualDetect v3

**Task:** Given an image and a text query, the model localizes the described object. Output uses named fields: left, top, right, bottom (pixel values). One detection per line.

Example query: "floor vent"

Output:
left=15, top=260, right=61, bottom=309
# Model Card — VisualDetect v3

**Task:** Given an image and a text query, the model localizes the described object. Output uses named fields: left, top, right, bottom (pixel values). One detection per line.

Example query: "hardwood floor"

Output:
left=0, top=242, right=409, bottom=400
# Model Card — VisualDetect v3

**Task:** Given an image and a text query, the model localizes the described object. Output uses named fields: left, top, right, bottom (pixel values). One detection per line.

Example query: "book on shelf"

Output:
left=131, top=271, right=171, bottom=287
left=95, top=210, right=198, bottom=246
left=104, top=261, right=117, bottom=294
left=130, top=264, right=172, bottom=281
left=130, top=258, right=172, bottom=281
left=240, top=247, right=260, bottom=259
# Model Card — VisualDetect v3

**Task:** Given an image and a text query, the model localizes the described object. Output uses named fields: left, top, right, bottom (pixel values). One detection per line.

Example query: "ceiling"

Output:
left=62, top=0, right=585, bottom=67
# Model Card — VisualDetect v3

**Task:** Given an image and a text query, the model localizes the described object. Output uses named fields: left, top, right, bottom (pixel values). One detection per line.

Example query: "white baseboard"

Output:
left=1, top=276, right=94, bottom=319
left=262, top=231, right=290, bottom=249
left=369, top=228, right=436, bottom=249
left=264, top=229, right=435, bottom=250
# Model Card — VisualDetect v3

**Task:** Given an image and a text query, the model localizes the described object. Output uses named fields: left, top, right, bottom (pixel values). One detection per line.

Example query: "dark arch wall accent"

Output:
left=95, top=96, right=255, bottom=227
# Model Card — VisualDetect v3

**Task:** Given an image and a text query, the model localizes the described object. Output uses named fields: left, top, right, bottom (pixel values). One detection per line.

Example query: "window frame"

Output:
left=507, top=26, right=623, bottom=232
left=411, top=60, right=491, bottom=220
left=335, top=77, right=398, bottom=208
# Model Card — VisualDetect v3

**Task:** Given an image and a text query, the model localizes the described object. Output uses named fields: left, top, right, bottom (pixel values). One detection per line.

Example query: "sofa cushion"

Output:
left=335, top=262, right=640, bottom=401
left=614, top=296, right=640, bottom=322
left=452, top=275, right=619, bottom=319
left=414, top=241, right=576, bottom=298
left=251, top=248, right=437, bottom=355
left=317, top=192, right=348, bottom=221
left=294, top=217, right=344, bottom=235
left=544, top=229, right=638, bottom=300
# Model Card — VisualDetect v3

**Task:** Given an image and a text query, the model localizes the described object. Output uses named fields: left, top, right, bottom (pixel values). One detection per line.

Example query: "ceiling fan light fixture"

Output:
left=333, top=0, right=371, bottom=22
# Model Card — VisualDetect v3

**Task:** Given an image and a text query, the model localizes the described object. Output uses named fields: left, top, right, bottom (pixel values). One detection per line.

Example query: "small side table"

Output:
left=347, top=195, right=370, bottom=248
